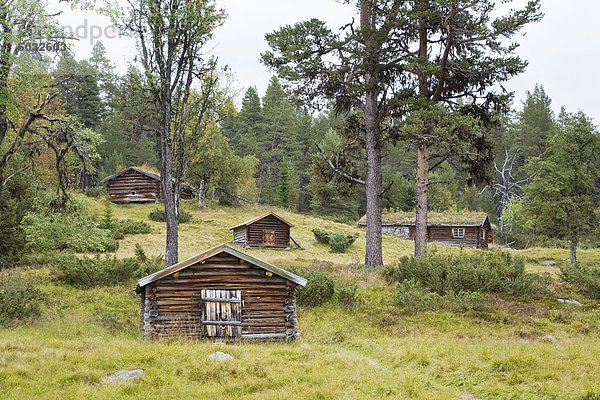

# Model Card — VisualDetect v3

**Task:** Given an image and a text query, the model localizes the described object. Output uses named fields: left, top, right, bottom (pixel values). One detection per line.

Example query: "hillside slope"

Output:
left=0, top=198, right=599, bottom=399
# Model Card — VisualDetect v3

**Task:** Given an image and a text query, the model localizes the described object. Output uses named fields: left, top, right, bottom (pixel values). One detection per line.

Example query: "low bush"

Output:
left=334, top=282, right=358, bottom=308
left=50, top=244, right=164, bottom=287
left=384, top=251, right=545, bottom=297
left=395, top=279, right=488, bottom=313
left=0, top=275, right=41, bottom=326
left=98, top=206, right=152, bottom=239
left=295, top=271, right=335, bottom=307
left=311, top=228, right=359, bottom=253
left=22, top=193, right=118, bottom=253
left=561, top=264, right=600, bottom=299
left=148, top=208, right=192, bottom=224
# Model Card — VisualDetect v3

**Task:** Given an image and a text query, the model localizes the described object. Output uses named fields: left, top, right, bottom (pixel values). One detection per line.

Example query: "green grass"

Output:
left=1, top=197, right=599, bottom=399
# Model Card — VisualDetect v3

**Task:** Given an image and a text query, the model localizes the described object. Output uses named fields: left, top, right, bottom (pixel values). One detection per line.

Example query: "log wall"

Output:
left=246, top=215, right=290, bottom=248
left=141, top=252, right=299, bottom=341
left=408, top=226, right=489, bottom=249
left=106, top=170, right=160, bottom=204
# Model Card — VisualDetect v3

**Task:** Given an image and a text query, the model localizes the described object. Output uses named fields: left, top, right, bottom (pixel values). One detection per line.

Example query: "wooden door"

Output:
left=263, top=229, right=275, bottom=245
left=200, top=289, right=242, bottom=338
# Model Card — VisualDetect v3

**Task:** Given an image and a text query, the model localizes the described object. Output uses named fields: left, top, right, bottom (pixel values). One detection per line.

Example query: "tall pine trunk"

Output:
left=361, top=0, right=383, bottom=267
left=414, top=10, right=430, bottom=257
left=364, top=91, right=383, bottom=266
left=415, top=144, right=429, bottom=256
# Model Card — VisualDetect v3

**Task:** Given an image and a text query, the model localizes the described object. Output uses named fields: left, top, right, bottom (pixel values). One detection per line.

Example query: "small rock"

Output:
left=518, top=338, right=530, bottom=344
left=542, top=260, right=557, bottom=267
left=558, top=298, right=582, bottom=306
left=208, top=351, right=234, bottom=361
left=542, top=335, right=559, bottom=344
left=104, top=369, right=144, bottom=382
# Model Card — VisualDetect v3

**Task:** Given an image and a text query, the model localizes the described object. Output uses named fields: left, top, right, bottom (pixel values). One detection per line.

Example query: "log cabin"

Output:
left=135, top=244, right=307, bottom=341
left=101, top=166, right=193, bottom=204
left=358, top=211, right=494, bottom=249
left=230, top=212, right=293, bottom=249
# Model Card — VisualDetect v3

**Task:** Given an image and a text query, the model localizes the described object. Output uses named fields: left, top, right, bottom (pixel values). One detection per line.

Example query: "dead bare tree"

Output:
left=488, top=149, right=533, bottom=229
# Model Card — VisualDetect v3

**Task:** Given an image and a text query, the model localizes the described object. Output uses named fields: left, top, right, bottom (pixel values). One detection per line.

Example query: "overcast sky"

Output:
left=55, top=0, right=600, bottom=122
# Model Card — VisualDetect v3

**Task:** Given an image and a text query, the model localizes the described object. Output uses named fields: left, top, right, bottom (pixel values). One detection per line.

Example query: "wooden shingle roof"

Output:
left=229, top=212, right=293, bottom=230
left=101, top=166, right=161, bottom=184
left=136, top=244, right=307, bottom=289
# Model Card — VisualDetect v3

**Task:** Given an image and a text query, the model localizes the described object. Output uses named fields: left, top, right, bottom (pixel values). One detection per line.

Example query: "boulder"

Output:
left=104, top=369, right=145, bottom=382
left=558, top=298, right=582, bottom=306
left=208, top=351, right=234, bottom=361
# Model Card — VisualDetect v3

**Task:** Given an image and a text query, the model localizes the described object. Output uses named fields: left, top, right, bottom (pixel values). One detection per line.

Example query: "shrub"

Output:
left=384, top=251, right=544, bottom=297
left=334, top=282, right=358, bottom=307
left=295, top=271, right=335, bottom=307
left=0, top=275, right=41, bottom=326
left=148, top=208, right=192, bottom=224
left=561, top=264, right=600, bottom=299
left=22, top=193, right=118, bottom=254
left=98, top=205, right=152, bottom=239
left=395, top=280, right=487, bottom=312
left=49, top=246, right=163, bottom=287
left=312, top=228, right=359, bottom=253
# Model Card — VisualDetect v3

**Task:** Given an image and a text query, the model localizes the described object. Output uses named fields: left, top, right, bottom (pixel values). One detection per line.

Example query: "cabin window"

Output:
left=200, top=289, right=242, bottom=338
left=263, top=229, right=275, bottom=245
left=452, top=228, right=465, bottom=239
left=130, top=191, right=136, bottom=195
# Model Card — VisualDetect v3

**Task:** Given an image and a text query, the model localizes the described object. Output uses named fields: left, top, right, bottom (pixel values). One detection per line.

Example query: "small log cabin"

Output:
left=101, top=166, right=193, bottom=204
left=135, top=244, right=307, bottom=341
left=358, top=211, right=494, bottom=249
left=230, top=212, right=293, bottom=249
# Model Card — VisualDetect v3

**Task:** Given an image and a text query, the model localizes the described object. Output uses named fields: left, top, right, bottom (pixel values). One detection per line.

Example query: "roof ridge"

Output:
left=136, top=244, right=307, bottom=288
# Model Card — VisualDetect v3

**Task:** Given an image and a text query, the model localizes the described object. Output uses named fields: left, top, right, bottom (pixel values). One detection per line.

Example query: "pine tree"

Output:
left=522, top=111, right=599, bottom=264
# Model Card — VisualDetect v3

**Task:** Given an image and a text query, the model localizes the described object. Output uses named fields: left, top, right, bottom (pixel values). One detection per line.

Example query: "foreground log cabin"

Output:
left=101, top=166, right=193, bottom=204
left=136, top=244, right=307, bottom=341
left=230, top=212, right=293, bottom=249
left=358, top=211, right=494, bottom=249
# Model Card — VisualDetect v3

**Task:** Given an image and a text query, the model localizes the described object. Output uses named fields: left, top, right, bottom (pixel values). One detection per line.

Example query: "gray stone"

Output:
left=542, top=335, right=559, bottom=344
left=208, top=351, right=234, bottom=361
left=542, top=260, right=557, bottom=267
left=558, top=298, right=582, bottom=306
left=104, top=369, right=145, bottom=382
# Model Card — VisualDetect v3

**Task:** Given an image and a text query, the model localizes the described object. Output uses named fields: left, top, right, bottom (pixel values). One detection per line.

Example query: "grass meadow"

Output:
left=1, top=198, right=599, bottom=399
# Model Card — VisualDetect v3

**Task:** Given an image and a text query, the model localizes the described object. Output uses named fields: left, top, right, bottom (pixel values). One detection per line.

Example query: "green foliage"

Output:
left=0, top=275, right=41, bottom=326
left=519, top=111, right=599, bottom=261
left=98, top=205, right=152, bottom=239
left=148, top=208, right=191, bottom=224
left=561, top=264, right=600, bottom=299
left=333, top=281, right=358, bottom=308
left=394, top=280, right=488, bottom=313
left=312, top=228, right=359, bottom=253
left=21, top=193, right=118, bottom=254
left=49, top=245, right=163, bottom=288
left=0, top=170, right=35, bottom=267
left=295, top=271, right=335, bottom=307
left=384, top=251, right=545, bottom=297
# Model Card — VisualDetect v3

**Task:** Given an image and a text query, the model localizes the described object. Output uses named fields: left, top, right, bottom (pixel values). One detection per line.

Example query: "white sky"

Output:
left=53, top=0, right=600, bottom=122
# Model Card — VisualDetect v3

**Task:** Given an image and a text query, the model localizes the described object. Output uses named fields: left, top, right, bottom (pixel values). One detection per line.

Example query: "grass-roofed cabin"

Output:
left=102, top=166, right=193, bottom=204
left=230, top=212, right=293, bottom=249
left=359, top=211, right=494, bottom=249
left=135, top=244, right=307, bottom=341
